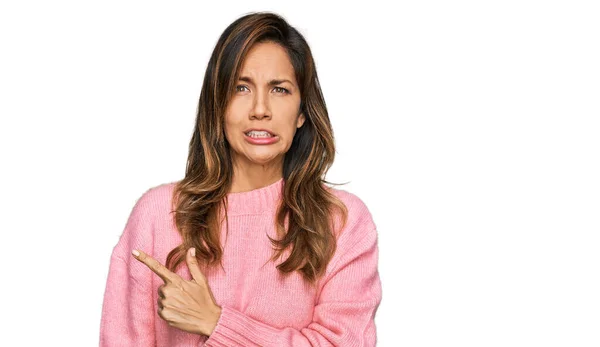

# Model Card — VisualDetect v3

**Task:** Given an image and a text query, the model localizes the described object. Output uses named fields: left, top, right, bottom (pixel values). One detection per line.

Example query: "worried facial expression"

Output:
left=224, top=41, right=305, bottom=168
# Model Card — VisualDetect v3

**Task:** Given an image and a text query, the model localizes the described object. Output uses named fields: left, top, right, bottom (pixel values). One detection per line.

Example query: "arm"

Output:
left=203, top=227, right=382, bottom=347
left=99, top=191, right=156, bottom=346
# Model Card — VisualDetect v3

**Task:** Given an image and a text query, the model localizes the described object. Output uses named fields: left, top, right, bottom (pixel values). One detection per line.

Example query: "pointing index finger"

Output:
left=132, top=249, right=179, bottom=284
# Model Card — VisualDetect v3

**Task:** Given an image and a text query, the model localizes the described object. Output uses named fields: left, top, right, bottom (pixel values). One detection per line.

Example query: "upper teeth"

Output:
left=246, top=131, right=273, bottom=138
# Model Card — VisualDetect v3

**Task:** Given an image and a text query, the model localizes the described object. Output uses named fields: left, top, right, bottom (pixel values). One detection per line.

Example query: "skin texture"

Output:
left=225, top=41, right=305, bottom=193
left=132, top=248, right=222, bottom=336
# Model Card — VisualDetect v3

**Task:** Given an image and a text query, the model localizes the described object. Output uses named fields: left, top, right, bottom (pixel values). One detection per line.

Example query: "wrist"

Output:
left=206, top=306, right=222, bottom=336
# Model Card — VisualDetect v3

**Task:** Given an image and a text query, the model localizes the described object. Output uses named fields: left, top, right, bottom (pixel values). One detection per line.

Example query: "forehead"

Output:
left=239, top=42, right=296, bottom=81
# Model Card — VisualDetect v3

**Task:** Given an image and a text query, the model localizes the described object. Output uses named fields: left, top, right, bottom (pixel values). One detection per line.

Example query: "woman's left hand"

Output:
left=132, top=247, right=222, bottom=337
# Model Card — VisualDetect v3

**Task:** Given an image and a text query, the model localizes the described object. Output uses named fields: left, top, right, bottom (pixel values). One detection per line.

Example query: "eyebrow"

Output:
left=238, top=76, right=294, bottom=87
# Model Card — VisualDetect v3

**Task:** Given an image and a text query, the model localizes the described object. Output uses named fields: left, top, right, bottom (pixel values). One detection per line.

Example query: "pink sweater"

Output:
left=100, top=178, right=382, bottom=346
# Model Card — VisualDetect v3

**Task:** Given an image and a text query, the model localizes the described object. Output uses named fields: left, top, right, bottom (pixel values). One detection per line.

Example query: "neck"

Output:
left=229, top=159, right=283, bottom=193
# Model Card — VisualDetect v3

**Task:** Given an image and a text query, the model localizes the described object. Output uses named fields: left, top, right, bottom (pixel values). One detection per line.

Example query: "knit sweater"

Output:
left=99, top=177, right=382, bottom=346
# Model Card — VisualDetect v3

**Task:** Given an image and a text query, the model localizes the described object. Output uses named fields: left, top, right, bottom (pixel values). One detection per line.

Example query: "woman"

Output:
left=100, top=11, right=382, bottom=346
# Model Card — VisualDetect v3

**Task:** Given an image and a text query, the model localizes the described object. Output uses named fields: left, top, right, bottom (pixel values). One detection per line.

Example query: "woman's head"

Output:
left=191, top=11, right=333, bottom=183
left=170, top=12, right=347, bottom=286
left=225, top=40, right=305, bottom=171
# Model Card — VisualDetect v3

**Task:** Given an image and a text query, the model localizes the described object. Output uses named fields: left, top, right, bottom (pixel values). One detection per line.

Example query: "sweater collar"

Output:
left=224, top=177, right=284, bottom=215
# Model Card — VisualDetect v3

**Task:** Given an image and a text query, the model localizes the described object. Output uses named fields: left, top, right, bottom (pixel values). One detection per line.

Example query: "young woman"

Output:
left=100, top=11, right=382, bottom=346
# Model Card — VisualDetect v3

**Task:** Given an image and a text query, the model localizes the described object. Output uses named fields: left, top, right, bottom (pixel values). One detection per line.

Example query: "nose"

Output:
left=249, top=89, right=271, bottom=120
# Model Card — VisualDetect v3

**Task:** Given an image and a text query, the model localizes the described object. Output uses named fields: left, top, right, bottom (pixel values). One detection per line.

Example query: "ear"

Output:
left=297, top=112, right=306, bottom=128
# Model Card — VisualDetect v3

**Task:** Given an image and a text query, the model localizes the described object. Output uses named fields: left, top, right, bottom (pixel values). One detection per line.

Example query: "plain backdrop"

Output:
left=1, top=0, right=599, bottom=346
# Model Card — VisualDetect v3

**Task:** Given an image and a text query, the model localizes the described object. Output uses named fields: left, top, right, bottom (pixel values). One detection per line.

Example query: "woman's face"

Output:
left=224, top=41, right=305, bottom=172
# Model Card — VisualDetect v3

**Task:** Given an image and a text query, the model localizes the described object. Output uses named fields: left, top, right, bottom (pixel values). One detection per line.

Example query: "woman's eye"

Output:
left=235, top=85, right=289, bottom=94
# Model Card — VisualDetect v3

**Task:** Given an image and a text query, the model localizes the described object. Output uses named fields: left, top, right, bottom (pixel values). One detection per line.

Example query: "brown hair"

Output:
left=166, top=12, right=348, bottom=287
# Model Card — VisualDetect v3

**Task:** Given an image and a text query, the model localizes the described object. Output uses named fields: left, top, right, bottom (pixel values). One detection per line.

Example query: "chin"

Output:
left=249, top=157, right=277, bottom=165
left=246, top=152, right=281, bottom=164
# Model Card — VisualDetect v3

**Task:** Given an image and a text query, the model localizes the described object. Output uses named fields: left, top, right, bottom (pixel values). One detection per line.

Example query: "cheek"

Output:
left=274, top=103, right=302, bottom=127
left=280, top=126, right=299, bottom=148
left=224, top=111, right=244, bottom=135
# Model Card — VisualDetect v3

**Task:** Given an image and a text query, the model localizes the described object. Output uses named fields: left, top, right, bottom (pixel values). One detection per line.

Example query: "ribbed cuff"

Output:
left=203, top=305, right=277, bottom=346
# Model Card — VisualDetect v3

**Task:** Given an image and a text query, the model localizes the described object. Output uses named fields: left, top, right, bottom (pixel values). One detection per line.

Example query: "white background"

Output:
left=1, top=0, right=598, bottom=346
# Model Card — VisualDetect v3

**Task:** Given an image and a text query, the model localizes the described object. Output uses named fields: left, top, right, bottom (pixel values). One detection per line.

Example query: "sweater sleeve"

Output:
left=203, top=226, right=382, bottom=347
left=99, top=190, right=157, bottom=346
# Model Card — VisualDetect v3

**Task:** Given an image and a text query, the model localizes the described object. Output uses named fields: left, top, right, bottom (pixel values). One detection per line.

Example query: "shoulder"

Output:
left=122, top=180, right=178, bottom=228
left=318, top=184, right=379, bottom=283
left=112, top=181, right=178, bottom=258
left=127, top=181, right=179, bottom=221
left=325, top=184, right=377, bottom=244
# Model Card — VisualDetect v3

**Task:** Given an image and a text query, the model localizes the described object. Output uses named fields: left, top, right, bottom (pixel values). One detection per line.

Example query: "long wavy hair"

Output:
left=166, top=12, right=348, bottom=287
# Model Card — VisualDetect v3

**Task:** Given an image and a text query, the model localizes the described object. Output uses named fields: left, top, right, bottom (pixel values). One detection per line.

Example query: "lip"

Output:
left=244, top=132, right=279, bottom=145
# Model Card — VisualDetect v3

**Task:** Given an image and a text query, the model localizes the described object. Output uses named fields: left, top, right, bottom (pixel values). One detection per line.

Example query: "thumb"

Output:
left=186, top=247, right=205, bottom=283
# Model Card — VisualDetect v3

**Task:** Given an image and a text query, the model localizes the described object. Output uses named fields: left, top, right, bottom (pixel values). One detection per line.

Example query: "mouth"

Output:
left=244, top=129, right=277, bottom=138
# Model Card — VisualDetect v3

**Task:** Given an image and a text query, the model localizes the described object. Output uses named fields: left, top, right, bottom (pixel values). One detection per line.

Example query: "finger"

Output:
left=186, top=247, right=206, bottom=283
left=186, top=248, right=218, bottom=303
left=132, top=249, right=180, bottom=284
left=158, top=284, right=165, bottom=299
